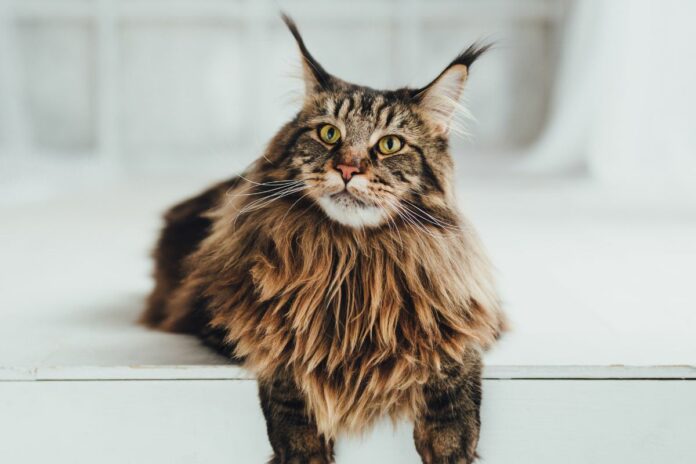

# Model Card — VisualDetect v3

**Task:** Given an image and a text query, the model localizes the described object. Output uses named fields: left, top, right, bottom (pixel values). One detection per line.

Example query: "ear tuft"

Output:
left=449, top=42, right=493, bottom=70
left=414, top=42, right=492, bottom=136
left=281, top=13, right=334, bottom=96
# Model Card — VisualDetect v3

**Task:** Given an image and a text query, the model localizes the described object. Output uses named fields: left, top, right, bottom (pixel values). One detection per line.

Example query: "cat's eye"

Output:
left=376, top=135, right=403, bottom=155
left=318, top=124, right=341, bottom=144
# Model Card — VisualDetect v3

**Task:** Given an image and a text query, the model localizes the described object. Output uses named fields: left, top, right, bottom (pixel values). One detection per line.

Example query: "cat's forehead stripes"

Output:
left=319, top=90, right=414, bottom=134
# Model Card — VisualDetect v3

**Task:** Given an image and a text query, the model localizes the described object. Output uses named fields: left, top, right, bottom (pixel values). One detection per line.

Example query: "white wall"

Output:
left=0, top=0, right=563, bottom=177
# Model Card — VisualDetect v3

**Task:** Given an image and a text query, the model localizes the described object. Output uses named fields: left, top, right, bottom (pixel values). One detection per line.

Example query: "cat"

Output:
left=142, top=14, right=506, bottom=464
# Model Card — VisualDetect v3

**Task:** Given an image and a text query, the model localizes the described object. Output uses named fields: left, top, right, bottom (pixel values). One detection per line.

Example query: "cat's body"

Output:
left=143, top=16, right=505, bottom=463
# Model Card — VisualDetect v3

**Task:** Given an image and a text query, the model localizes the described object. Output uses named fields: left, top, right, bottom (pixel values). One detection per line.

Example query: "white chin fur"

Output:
left=317, top=194, right=387, bottom=228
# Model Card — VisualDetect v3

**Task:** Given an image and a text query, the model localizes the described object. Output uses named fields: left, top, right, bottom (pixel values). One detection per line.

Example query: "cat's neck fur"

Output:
left=180, top=181, right=503, bottom=436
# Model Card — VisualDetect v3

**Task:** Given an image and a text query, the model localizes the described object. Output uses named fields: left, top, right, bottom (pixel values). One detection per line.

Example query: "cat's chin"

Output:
left=316, top=192, right=387, bottom=228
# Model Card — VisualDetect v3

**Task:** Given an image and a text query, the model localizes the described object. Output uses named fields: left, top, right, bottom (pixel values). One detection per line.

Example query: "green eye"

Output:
left=377, top=135, right=402, bottom=155
left=318, top=124, right=341, bottom=144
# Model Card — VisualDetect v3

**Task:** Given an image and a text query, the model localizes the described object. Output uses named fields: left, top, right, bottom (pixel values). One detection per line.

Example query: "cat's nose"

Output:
left=335, top=164, right=361, bottom=181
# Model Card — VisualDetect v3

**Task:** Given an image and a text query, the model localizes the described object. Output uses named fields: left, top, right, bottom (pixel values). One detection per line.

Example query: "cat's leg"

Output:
left=414, top=348, right=483, bottom=464
left=258, top=371, right=334, bottom=464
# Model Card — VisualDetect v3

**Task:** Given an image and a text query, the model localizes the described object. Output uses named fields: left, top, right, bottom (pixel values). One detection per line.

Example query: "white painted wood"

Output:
left=0, top=380, right=273, bottom=464
left=1, top=178, right=694, bottom=374
left=0, top=178, right=694, bottom=462
left=1, top=379, right=694, bottom=464
left=3, top=364, right=696, bottom=382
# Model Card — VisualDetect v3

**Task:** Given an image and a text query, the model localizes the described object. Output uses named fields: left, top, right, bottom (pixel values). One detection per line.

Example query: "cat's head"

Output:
left=262, top=15, right=489, bottom=230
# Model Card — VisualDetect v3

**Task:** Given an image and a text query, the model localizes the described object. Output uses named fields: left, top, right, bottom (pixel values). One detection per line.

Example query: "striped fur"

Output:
left=143, top=15, right=505, bottom=463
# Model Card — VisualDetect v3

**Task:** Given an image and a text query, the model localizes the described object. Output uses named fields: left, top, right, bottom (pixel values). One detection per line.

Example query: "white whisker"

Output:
left=277, top=189, right=312, bottom=229
left=232, top=184, right=306, bottom=226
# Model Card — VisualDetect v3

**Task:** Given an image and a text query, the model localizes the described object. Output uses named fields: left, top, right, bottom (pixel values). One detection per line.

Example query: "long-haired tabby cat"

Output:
left=143, top=15, right=505, bottom=464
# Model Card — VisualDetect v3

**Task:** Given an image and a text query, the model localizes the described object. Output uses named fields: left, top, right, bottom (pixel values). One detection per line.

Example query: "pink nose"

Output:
left=335, top=164, right=361, bottom=181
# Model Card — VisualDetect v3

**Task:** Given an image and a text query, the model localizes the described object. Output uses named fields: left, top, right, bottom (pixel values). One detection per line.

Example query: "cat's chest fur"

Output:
left=194, top=202, right=503, bottom=436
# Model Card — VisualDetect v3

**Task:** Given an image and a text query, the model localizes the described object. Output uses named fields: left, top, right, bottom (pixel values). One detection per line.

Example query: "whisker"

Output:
left=277, top=189, right=312, bottom=229
left=241, top=186, right=305, bottom=213
left=228, top=181, right=303, bottom=198
left=232, top=184, right=306, bottom=226
left=236, top=175, right=302, bottom=187
left=401, top=199, right=462, bottom=232
left=394, top=202, right=454, bottom=240
left=380, top=197, right=404, bottom=249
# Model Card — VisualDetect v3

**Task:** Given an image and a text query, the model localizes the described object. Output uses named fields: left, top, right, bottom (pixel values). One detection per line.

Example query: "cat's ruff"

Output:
left=169, top=178, right=502, bottom=436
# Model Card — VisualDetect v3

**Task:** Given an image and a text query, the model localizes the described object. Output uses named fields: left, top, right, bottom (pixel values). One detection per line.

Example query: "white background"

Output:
left=0, top=0, right=561, bottom=190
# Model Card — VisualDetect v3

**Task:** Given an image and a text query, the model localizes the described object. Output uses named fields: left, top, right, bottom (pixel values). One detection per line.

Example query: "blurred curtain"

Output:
left=524, top=0, right=696, bottom=187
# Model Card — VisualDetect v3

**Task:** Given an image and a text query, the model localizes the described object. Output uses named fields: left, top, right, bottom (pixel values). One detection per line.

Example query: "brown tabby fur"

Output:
left=143, top=15, right=505, bottom=463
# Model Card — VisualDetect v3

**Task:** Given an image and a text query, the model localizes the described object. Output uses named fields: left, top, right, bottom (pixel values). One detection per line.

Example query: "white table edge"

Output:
left=2, top=364, right=695, bottom=381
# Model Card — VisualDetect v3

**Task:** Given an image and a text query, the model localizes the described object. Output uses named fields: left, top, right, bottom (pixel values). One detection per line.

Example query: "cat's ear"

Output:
left=413, top=43, right=491, bottom=135
left=282, top=14, right=335, bottom=97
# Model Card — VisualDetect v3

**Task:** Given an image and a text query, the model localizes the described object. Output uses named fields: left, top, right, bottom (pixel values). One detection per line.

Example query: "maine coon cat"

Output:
left=143, top=15, right=505, bottom=464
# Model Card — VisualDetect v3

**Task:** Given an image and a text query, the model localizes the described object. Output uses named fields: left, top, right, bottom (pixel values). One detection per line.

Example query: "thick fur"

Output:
left=143, top=15, right=505, bottom=463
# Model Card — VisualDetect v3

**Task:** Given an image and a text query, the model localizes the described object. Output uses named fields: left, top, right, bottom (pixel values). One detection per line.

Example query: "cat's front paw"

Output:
left=268, top=452, right=333, bottom=464
left=414, top=420, right=480, bottom=464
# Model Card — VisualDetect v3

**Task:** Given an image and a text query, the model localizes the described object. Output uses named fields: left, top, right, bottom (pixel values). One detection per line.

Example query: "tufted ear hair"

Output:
left=412, top=43, right=492, bottom=135
left=282, top=14, right=336, bottom=97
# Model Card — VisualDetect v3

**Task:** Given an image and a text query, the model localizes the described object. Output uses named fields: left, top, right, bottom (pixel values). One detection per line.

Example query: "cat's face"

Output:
left=288, top=87, right=452, bottom=228
left=267, top=16, right=488, bottom=229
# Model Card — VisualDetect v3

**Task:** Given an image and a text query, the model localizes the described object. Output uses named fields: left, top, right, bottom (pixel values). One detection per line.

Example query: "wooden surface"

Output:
left=1, top=176, right=695, bottom=463
left=2, top=379, right=695, bottom=464
left=1, top=176, right=694, bottom=375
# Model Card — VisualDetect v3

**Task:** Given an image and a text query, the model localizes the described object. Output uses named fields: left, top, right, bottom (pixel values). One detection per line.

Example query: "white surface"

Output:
left=1, top=176, right=695, bottom=376
left=2, top=379, right=695, bottom=464
left=1, top=176, right=695, bottom=463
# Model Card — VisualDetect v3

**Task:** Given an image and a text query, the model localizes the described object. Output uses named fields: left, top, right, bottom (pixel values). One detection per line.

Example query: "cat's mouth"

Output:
left=330, top=190, right=368, bottom=207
